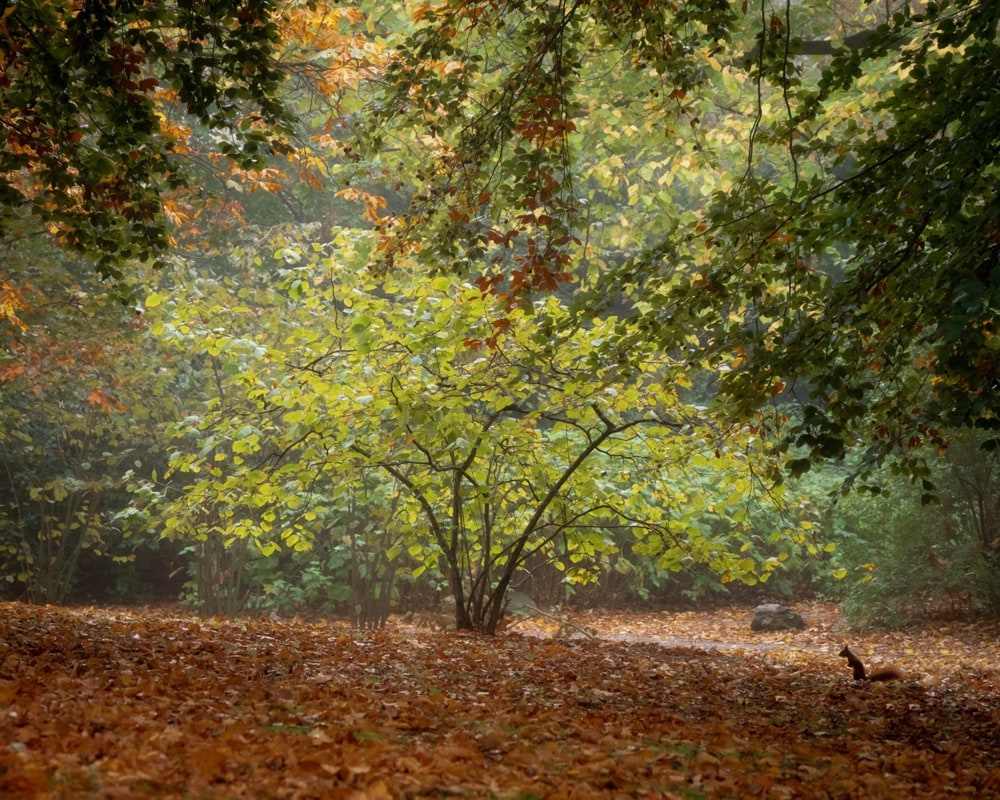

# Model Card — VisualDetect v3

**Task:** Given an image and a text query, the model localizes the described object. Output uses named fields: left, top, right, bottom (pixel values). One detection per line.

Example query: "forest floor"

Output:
left=0, top=602, right=998, bottom=799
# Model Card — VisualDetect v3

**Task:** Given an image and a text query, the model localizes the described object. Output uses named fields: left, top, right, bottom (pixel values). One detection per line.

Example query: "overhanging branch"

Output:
left=742, top=28, right=909, bottom=63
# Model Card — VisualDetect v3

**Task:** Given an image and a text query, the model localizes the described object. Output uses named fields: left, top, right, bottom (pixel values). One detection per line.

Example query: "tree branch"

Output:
left=742, top=28, right=908, bottom=63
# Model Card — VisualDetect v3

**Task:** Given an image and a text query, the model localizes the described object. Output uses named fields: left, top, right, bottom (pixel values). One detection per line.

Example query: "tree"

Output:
left=657, top=0, right=1000, bottom=483
left=143, top=230, right=806, bottom=631
left=0, top=0, right=296, bottom=283
left=0, top=235, right=183, bottom=602
left=356, top=0, right=1000, bottom=484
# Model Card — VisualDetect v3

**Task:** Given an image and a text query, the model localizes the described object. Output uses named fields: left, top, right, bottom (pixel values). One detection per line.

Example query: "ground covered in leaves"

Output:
left=1, top=603, right=998, bottom=798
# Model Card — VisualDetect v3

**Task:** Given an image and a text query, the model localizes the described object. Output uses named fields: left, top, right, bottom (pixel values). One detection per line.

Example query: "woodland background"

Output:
left=1, top=0, right=1000, bottom=634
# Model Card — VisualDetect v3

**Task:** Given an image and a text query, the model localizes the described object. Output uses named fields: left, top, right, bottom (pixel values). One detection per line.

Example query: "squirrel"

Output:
left=839, top=645, right=905, bottom=682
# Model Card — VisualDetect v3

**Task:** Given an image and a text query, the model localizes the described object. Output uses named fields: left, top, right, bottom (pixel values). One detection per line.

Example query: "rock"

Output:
left=750, top=603, right=805, bottom=632
left=505, top=590, right=538, bottom=617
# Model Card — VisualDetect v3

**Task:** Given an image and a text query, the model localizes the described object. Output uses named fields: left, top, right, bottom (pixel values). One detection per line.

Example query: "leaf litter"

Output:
left=0, top=602, right=997, bottom=798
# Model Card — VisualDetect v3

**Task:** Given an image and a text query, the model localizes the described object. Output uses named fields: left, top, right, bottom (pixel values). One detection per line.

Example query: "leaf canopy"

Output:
left=358, top=0, right=1000, bottom=478
left=0, top=0, right=295, bottom=282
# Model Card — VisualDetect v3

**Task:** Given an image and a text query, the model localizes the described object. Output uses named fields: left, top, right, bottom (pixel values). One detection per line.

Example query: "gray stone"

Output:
left=750, top=603, right=805, bottom=631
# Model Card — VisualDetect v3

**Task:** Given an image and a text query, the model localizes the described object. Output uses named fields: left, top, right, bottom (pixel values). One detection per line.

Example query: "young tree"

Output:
left=145, top=234, right=806, bottom=631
